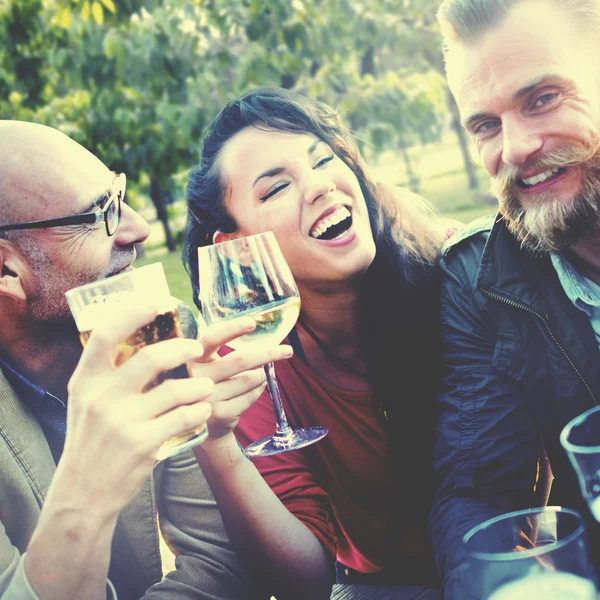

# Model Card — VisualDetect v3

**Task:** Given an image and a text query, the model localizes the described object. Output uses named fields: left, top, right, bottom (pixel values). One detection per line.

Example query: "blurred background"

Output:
left=1, top=0, right=497, bottom=308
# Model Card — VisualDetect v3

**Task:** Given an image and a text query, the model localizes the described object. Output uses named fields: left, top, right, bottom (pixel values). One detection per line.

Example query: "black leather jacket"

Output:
left=431, top=214, right=600, bottom=598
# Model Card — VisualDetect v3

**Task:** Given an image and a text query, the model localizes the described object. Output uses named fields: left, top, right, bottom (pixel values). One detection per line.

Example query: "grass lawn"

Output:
left=369, top=133, right=496, bottom=220
left=137, top=247, right=196, bottom=309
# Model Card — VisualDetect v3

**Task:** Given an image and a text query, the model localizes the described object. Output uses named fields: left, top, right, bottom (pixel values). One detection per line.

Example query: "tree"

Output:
left=25, top=1, right=223, bottom=250
left=391, top=0, right=481, bottom=190
left=2, top=0, right=479, bottom=251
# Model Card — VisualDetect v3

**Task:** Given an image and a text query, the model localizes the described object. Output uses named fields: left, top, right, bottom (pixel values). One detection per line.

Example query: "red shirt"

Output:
left=234, top=353, right=392, bottom=574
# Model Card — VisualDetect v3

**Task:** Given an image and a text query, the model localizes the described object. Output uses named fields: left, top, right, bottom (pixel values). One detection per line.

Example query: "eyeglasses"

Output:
left=0, top=173, right=126, bottom=237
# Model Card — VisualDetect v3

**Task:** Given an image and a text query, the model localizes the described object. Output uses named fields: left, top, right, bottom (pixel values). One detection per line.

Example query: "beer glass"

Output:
left=462, top=506, right=597, bottom=600
left=197, top=231, right=328, bottom=457
left=561, top=405, right=600, bottom=521
left=65, top=262, right=208, bottom=460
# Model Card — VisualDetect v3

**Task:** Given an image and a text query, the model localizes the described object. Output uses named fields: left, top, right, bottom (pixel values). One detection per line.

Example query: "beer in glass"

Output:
left=65, top=263, right=208, bottom=460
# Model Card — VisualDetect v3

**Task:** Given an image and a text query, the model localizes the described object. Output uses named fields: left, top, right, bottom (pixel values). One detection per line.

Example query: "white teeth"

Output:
left=521, top=168, right=560, bottom=186
left=310, top=206, right=351, bottom=239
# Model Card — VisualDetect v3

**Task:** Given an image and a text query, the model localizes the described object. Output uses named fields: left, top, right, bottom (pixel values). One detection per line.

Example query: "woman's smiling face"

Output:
left=217, top=126, right=376, bottom=288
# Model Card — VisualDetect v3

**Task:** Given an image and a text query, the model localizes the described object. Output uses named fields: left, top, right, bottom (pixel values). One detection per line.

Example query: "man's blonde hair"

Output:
left=437, top=0, right=600, bottom=52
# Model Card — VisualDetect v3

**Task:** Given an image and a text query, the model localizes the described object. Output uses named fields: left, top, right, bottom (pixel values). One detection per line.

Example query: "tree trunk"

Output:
left=361, top=47, right=375, bottom=76
left=398, top=133, right=420, bottom=194
left=446, top=89, right=479, bottom=190
left=348, top=47, right=375, bottom=134
left=150, top=178, right=176, bottom=252
left=423, top=47, right=481, bottom=192
left=280, top=74, right=296, bottom=89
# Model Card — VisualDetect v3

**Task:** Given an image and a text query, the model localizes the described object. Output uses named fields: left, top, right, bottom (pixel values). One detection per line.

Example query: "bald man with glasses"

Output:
left=0, top=121, right=287, bottom=600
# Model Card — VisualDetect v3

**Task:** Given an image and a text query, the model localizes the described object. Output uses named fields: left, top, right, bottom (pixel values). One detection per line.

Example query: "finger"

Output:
left=209, top=383, right=266, bottom=422
left=196, top=317, right=256, bottom=356
left=189, top=344, right=293, bottom=383
left=75, top=300, right=160, bottom=376
left=130, top=376, right=215, bottom=420
left=203, top=369, right=266, bottom=405
left=117, top=338, right=206, bottom=392
left=141, top=401, right=213, bottom=453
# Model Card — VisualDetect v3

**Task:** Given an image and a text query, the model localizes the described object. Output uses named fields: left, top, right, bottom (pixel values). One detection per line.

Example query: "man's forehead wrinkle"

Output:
left=456, top=42, right=553, bottom=122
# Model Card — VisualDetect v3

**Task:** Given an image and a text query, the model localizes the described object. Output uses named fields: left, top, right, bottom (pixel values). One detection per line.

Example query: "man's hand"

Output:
left=191, top=316, right=293, bottom=440
left=25, top=300, right=216, bottom=600
left=59, top=301, right=214, bottom=519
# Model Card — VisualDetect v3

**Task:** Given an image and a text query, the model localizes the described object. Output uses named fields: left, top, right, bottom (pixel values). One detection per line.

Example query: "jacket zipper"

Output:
left=481, top=288, right=598, bottom=407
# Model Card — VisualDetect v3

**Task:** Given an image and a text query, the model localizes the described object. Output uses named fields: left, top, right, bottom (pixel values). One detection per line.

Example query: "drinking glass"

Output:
left=561, top=405, right=600, bottom=521
left=462, top=506, right=597, bottom=600
left=197, top=231, right=329, bottom=457
left=65, top=262, right=209, bottom=460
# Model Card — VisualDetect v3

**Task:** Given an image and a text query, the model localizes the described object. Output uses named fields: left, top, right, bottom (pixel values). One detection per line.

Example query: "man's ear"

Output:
left=212, top=230, right=238, bottom=245
left=0, top=240, right=28, bottom=303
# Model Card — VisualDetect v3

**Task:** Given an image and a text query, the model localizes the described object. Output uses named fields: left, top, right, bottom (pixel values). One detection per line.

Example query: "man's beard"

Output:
left=491, top=144, right=600, bottom=254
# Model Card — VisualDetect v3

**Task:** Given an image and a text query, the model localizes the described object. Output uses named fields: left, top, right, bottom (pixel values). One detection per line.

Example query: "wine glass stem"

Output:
left=263, top=362, right=293, bottom=437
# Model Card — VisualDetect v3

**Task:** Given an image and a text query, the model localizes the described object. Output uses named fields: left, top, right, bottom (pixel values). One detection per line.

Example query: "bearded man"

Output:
left=431, top=0, right=600, bottom=597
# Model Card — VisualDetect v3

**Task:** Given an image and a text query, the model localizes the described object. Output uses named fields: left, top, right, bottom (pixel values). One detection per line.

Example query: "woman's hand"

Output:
left=190, top=316, right=293, bottom=440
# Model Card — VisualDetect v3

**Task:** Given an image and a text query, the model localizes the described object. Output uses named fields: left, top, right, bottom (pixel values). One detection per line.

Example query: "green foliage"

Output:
left=1, top=0, right=478, bottom=244
left=2, top=0, right=449, bottom=161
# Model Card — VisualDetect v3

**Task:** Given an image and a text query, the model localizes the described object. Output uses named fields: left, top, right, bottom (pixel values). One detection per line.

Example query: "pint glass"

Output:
left=65, top=263, right=208, bottom=460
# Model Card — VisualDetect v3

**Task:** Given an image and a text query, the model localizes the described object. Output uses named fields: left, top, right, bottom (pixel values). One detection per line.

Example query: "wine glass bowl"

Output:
left=197, top=232, right=328, bottom=457
left=561, top=405, right=600, bottom=521
left=463, top=507, right=597, bottom=600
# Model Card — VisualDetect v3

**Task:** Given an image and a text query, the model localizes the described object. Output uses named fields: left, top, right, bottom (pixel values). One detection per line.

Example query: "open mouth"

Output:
left=517, top=167, right=567, bottom=188
left=309, top=206, right=353, bottom=241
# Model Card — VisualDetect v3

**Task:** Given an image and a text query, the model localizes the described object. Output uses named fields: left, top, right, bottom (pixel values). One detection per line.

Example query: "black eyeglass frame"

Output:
left=0, top=173, right=126, bottom=237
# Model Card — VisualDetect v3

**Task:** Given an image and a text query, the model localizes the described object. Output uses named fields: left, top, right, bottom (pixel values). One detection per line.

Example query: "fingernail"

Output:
left=281, top=345, right=293, bottom=357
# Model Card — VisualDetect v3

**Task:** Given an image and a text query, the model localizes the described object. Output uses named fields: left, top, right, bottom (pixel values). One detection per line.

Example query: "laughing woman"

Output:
left=183, top=87, right=450, bottom=599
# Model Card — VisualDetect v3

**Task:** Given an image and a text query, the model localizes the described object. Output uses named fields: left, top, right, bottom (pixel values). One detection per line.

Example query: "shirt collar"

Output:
left=551, top=252, right=600, bottom=317
left=0, top=354, right=65, bottom=409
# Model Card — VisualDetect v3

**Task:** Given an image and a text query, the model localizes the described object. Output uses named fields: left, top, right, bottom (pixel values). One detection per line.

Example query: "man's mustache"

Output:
left=107, top=249, right=137, bottom=277
left=492, top=144, right=599, bottom=196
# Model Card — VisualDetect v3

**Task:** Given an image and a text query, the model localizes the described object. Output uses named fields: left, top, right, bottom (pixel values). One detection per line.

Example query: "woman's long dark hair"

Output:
left=183, top=87, right=443, bottom=582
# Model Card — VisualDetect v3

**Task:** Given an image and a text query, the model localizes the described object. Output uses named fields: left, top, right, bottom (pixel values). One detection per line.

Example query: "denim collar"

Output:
left=550, top=253, right=600, bottom=317
left=0, top=354, right=65, bottom=408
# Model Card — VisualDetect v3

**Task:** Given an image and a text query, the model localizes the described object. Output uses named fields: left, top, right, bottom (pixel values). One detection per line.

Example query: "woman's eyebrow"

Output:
left=251, top=139, right=325, bottom=188
left=308, top=139, right=322, bottom=154
left=252, top=167, right=285, bottom=188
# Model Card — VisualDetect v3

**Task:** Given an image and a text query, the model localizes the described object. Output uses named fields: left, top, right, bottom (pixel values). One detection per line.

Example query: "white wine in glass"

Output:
left=197, top=231, right=329, bottom=457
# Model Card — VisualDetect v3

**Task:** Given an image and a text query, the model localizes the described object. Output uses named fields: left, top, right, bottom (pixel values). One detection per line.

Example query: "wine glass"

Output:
left=462, top=506, right=597, bottom=600
left=197, top=231, right=329, bottom=457
left=561, top=405, right=600, bottom=521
